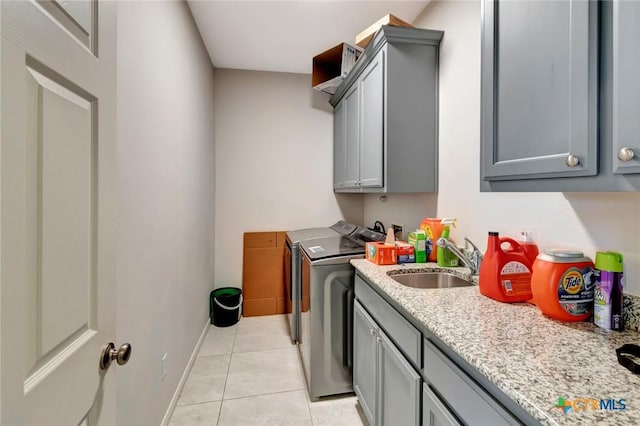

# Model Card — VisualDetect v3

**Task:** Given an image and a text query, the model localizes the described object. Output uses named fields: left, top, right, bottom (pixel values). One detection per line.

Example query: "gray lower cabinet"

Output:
left=422, top=384, right=461, bottom=426
left=423, top=339, right=520, bottom=425
left=355, top=273, right=536, bottom=426
left=331, top=26, right=443, bottom=193
left=481, top=0, right=640, bottom=191
left=353, top=299, right=421, bottom=426
left=378, top=328, right=421, bottom=426
left=353, top=299, right=377, bottom=423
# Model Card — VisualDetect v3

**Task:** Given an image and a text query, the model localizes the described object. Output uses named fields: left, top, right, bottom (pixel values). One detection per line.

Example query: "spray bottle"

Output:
left=594, top=251, right=624, bottom=330
left=437, top=218, right=459, bottom=267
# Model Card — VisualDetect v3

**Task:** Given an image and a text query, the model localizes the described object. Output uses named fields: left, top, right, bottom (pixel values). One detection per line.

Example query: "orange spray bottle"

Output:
left=479, top=232, right=533, bottom=303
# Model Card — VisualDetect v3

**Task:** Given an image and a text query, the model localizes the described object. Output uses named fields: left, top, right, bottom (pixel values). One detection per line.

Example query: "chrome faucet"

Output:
left=436, top=237, right=484, bottom=275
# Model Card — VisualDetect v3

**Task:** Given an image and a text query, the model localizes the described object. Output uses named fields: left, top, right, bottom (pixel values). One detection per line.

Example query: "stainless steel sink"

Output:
left=388, top=272, right=474, bottom=289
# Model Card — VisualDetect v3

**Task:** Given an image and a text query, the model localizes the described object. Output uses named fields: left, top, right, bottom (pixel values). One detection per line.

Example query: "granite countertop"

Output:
left=351, top=259, right=640, bottom=426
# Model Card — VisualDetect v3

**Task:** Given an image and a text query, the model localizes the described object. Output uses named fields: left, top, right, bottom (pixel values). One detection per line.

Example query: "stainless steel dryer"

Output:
left=285, top=221, right=357, bottom=343
left=298, top=228, right=384, bottom=399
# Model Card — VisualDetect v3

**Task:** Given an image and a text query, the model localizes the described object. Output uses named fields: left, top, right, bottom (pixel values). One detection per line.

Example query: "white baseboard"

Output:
left=160, top=318, right=211, bottom=426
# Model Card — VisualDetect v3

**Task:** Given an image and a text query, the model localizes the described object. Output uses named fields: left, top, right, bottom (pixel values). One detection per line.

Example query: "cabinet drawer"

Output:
left=355, top=275, right=421, bottom=368
left=423, top=339, right=519, bottom=426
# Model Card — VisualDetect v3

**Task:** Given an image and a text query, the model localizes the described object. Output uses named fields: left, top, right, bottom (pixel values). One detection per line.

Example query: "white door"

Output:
left=1, top=1, right=119, bottom=425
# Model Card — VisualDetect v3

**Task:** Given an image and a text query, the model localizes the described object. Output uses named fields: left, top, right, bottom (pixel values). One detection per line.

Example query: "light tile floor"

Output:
left=169, top=314, right=370, bottom=426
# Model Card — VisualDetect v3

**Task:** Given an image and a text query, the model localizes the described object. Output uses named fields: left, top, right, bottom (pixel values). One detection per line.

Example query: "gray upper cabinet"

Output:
left=333, top=100, right=346, bottom=189
left=611, top=0, right=640, bottom=175
left=481, top=0, right=598, bottom=181
left=359, top=51, right=384, bottom=188
left=481, top=0, right=640, bottom=191
left=344, top=84, right=360, bottom=188
left=331, top=26, right=443, bottom=193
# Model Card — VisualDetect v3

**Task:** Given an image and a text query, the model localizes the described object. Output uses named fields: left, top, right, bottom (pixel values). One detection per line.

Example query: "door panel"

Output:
left=482, top=0, right=598, bottom=180
left=1, top=1, right=117, bottom=424
left=333, top=101, right=347, bottom=188
left=611, top=0, right=640, bottom=174
left=423, top=384, right=461, bottom=426
left=378, top=329, right=421, bottom=426
left=359, top=52, right=384, bottom=188
left=37, top=0, right=97, bottom=52
left=353, top=300, right=377, bottom=425
left=344, top=84, right=360, bottom=188
left=25, top=59, right=96, bottom=365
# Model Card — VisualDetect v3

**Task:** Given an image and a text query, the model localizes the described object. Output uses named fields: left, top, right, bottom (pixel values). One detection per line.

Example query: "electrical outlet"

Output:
left=392, top=224, right=404, bottom=241
left=161, top=353, right=168, bottom=381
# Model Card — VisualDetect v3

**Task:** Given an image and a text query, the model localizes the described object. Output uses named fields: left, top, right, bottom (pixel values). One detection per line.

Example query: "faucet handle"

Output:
left=464, top=237, right=481, bottom=254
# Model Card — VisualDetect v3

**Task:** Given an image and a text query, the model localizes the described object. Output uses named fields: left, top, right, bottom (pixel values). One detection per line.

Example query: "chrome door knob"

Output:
left=100, top=342, right=132, bottom=370
left=617, top=147, right=636, bottom=162
left=566, top=154, right=580, bottom=167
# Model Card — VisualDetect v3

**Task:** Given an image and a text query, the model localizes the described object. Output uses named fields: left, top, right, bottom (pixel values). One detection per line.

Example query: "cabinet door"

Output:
left=359, top=50, right=384, bottom=188
left=611, top=0, right=640, bottom=174
left=481, top=0, right=598, bottom=181
left=353, top=300, right=377, bottom=425
left=333, top=100, right=347, bottom=188
left=377, top=329, right=421, bottom=426
left=423, top=385, right=461, bottom=426
left=344, top=84, right=360, bottom=188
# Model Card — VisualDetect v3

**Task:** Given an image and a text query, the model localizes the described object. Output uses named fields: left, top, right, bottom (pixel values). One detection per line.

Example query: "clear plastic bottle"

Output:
left=518, top=230, right=539, bottom=266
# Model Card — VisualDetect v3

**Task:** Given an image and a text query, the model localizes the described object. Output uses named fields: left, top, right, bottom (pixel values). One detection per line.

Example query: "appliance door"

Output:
left=299, top=255, right=356, bottom=399
left=285, top=241, right=300, bottom=343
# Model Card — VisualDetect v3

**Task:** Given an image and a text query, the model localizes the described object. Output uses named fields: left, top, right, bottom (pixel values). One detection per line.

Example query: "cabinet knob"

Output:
left=376, top=336, right=382, bottom=343
left=617, top=147, right=636, bottom=162
left=565, top=154, right=580, bottom=167
left=369, top=328, right=375, bottom=335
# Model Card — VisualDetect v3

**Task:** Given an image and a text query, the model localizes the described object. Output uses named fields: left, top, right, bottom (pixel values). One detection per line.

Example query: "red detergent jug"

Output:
left=479, top=232, right=533, bottom=303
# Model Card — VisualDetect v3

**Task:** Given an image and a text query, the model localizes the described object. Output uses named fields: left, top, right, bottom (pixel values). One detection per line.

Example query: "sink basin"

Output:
left=388, top=272, right=474, bottom=289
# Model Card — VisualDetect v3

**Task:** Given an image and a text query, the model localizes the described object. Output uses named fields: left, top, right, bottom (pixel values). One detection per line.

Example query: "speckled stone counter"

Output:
left=351, top=259, right=640, bottom=426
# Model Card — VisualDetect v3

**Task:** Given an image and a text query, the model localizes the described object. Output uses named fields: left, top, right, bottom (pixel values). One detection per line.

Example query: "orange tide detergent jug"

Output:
left=419, top=218, right=445, bottom=262
left=479, top=232, right=533, bottom=303
left=531, top=250, right=594, bottom=322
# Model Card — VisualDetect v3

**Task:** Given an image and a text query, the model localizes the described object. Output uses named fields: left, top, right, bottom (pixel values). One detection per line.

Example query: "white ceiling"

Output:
left=187, top=1, right=430, bottom=74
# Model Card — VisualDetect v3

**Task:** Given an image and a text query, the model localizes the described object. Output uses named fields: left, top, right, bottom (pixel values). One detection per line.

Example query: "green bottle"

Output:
left=437, top=218, right=459, bottom=267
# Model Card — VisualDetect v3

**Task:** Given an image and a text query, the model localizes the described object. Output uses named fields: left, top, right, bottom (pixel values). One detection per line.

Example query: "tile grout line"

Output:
left=216, top=324, right=239, bottom=426
left=220, top=385, right=308, bottom=402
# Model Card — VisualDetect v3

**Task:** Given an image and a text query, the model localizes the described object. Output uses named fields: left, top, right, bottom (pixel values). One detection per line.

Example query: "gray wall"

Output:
left=213, top=69, right=363, bottom=288
left=116, top=2, right=215, bottom=424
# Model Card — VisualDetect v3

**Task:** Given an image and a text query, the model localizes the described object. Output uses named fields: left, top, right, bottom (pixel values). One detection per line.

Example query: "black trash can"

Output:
left=210, top=287, right=242, bottom=327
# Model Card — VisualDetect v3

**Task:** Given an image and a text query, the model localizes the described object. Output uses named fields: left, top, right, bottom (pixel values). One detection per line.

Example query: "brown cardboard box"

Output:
left=355, top=14, right=413, bottom=48
left=243, top=298, right=277, bottom=317
left=242, top=231, right=287, bottom=317
left=312, top=42, right=363, bottom=95
left=244, top=232, right=277, bottom=248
